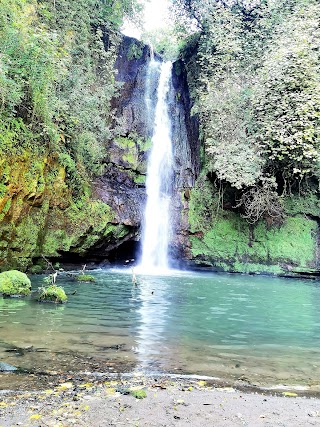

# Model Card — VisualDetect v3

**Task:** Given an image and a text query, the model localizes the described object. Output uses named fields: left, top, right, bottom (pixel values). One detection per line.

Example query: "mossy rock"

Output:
left=0, top=270, right=31, bottom=296
left=38, top=285, right=67, bottom=303
left=76, top=274, right=96, bottom=283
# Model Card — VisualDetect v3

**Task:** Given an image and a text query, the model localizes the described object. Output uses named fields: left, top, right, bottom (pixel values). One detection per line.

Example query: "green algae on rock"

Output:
left=76, top=274, right=96, bottom=283
left=187, top=179, right=319, bottom=275
left=189, top=209, right=318, bottom=275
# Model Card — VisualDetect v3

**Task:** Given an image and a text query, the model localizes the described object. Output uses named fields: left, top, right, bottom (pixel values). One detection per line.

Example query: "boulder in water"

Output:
left=38, top=285, right=67, bottom=303
left=0, top=270, right=31, bottom=297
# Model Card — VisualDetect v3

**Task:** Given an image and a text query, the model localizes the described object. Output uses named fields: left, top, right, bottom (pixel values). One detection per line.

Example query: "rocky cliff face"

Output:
left=94, top=35, right=200, bottom=263
left=0, top=152, right=134, bottom=271
left=0, top=32, right=200, bottom=271
left=93, top=36, right=152, bottom=261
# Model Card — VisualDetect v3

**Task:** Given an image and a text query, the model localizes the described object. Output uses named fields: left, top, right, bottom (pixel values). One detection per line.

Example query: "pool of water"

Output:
left=1, top=269, right=320, bottom=391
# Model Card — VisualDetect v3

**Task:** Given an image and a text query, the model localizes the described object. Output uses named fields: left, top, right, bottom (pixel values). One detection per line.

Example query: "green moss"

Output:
left=0, top=199, right=11, bottom=220
left=189, top=178, right=220, bottom=232
left=114, top=137, right=139, bottom=169
left=42, top=199, right=118, bottom=257
left=190, top=210, right=318, bottom=274
left=0, top=183, right=7, bottom=198
left=0, top=147, right=136, bottom=271
left=232, top=261, right=284, bottom=275
left=123, top=151, right=138, bottom=168
left=130, top=390, right=147, bottom=399
left=139, top=137, right=152, bottom=152
left=133, top=174, right=146, bottom=185
left=8, top=206, right=50, bottom=269
left=0, top=270, right=31, bottom=296
left=38, top=285, right=67, bottom=303
left=115, top=137, right=136, bottom=150
left=42, top=230, right=71, bottom=257
left=284, top=194, right=320, bottom=217
left=114, top=136, right=150, bottom=174
left=76, top=274, right=96, bottom=282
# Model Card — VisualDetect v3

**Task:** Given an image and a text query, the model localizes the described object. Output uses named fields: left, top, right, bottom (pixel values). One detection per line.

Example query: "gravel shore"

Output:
left=1, top=375, right=320, bottom=426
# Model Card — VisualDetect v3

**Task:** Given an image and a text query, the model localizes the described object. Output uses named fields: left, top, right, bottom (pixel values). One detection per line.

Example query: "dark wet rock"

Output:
left=169, top=57, right=200, bottom=260
left=94, top=174, right=145, bottom=228
left=116, top=386, right=131, bottom=395
left=111, top=35, right=158, bottom=138
left=98, top=344, right=126, bottom=351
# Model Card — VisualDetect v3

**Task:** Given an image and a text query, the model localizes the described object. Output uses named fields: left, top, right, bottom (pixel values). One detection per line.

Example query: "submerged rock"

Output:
left=0, top=362, right=18, bottom=372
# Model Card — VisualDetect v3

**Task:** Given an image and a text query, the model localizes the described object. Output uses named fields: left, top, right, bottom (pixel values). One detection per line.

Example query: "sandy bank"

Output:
left=1, top=375, right=320, bottom=426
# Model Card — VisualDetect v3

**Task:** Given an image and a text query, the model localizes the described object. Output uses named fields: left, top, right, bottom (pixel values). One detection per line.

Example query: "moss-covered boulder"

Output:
left=0, top=270, right=31, bottom=296
left=38, top=285, right=67, bottom=303
left=76, top=274, right=96, bottom=283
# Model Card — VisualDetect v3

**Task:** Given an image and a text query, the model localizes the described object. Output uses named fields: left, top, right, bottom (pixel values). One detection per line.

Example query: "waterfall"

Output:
left=140, top=60, right=174, bottom=272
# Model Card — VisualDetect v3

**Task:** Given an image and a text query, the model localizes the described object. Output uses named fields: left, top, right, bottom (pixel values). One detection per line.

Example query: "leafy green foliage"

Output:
left=127, top=40, right=144, bottom=60
left=177, top=0, right=320, bottom=193
left=181, top=1, right=267, bottom=188
left=251, top=2, right=320, bottom=181
left=203, top=81, right=263, bottom=188
left=0, top=0, right=142, bottom=196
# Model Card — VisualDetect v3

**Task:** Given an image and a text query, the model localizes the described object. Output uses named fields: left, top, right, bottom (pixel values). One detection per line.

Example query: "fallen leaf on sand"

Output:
left=197, top=381, right=207, bottom=387
left=29, top=414, right=42, bottom=420
left=57, top=382, right=73, bottom=391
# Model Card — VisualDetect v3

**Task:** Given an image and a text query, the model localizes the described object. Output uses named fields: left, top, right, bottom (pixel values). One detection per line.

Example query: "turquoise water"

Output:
left=1, top=269, right=320, bottom=389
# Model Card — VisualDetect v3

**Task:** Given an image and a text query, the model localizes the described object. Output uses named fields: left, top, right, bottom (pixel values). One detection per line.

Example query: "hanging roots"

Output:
left=236, top=177, right=285, bottom=226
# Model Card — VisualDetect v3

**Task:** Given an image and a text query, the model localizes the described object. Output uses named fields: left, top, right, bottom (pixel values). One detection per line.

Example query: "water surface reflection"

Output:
left=1, top=269, right=320, bottom=389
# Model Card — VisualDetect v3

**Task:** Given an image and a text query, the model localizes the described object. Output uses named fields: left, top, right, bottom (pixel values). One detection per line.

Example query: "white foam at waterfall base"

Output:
left=139, top=61, right=174, bottom=275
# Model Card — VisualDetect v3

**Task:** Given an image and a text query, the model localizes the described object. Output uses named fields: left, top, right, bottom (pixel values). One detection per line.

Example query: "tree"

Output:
left=251, top=1, right=320, bottom=185
left=175, top=0, right=320, bottom=192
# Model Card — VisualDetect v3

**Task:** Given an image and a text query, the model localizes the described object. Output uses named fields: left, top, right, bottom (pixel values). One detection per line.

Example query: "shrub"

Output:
left=0, top=270, right=31, bottom=296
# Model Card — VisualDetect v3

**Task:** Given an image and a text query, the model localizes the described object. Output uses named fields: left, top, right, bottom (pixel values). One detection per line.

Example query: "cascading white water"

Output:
left=140, top=60, right=174, bottom=272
